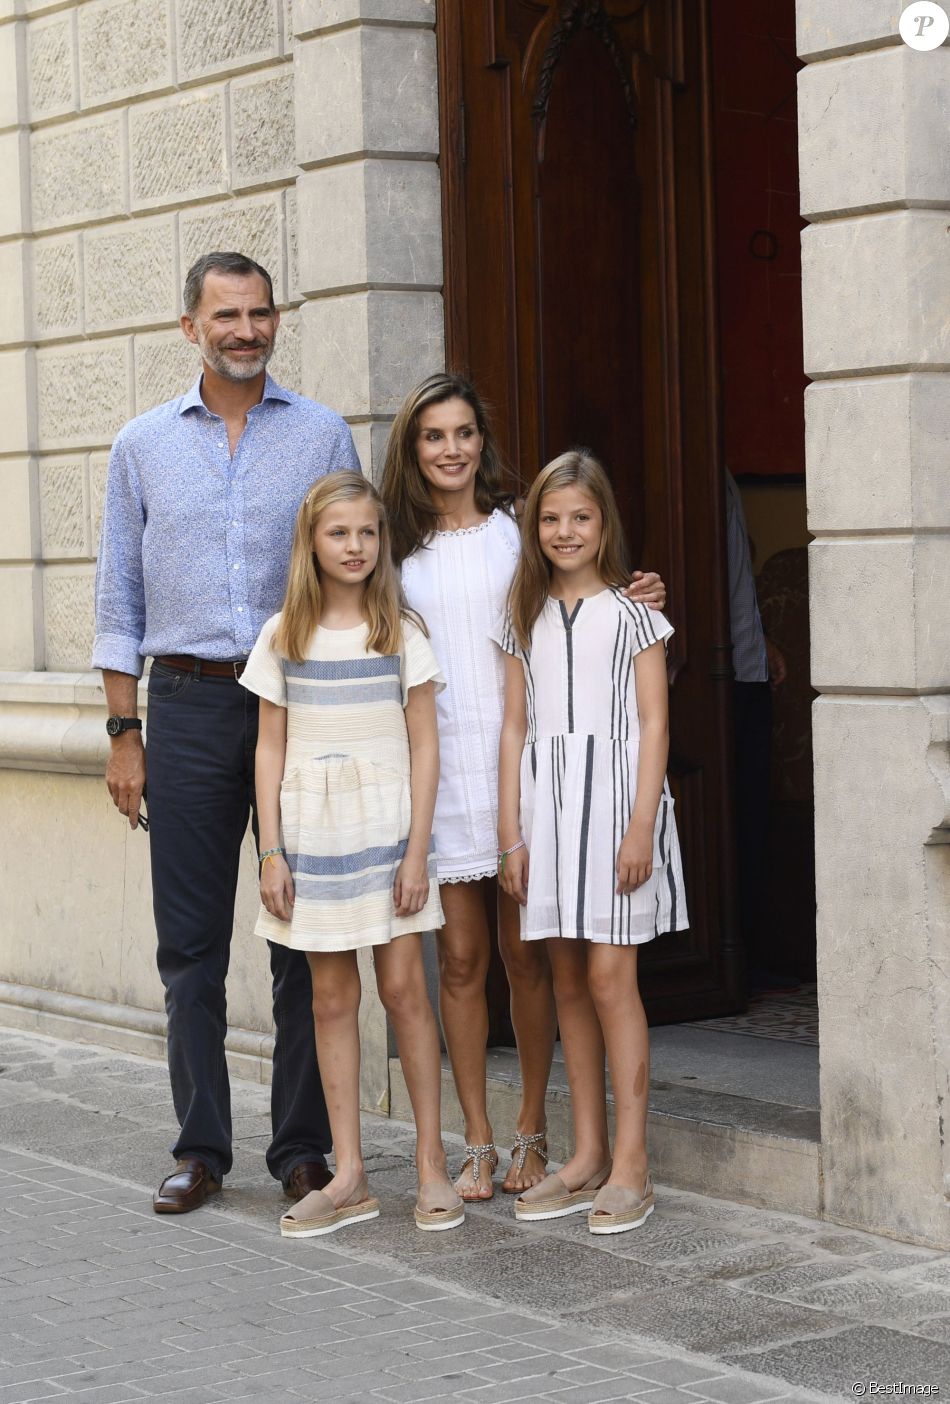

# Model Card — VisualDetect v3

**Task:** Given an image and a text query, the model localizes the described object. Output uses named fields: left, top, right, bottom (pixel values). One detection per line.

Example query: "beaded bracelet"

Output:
left=259, top=847, right=286, bottom=870
left=497, top=839, right=525, bottom=876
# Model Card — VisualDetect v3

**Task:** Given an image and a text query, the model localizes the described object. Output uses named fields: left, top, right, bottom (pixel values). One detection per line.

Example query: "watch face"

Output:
left=106, top=717, right=121, bottom=736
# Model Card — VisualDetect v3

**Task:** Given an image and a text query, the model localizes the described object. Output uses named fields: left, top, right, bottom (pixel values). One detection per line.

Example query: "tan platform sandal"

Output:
left=588, top=1175, right=655, bottom=1235
left=502, top=1130, right=549, bottom=1194
left=414, top=1180, right=465, bottom=1232
left=514, top=1164, right=611, bottom=1222
left=279, top=1181, right=380, bottom=1238
left=455, top=1142, right=498, bottom=1201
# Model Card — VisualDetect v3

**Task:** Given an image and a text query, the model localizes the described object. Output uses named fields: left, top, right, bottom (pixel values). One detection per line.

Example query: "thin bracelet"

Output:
left=259, top=847, right=285, bottom=870
left=497, top=839, right=525, bottom=876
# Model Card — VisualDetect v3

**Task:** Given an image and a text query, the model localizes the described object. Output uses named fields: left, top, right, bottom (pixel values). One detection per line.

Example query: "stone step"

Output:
left=388, top=1041, right=822, bottom=1219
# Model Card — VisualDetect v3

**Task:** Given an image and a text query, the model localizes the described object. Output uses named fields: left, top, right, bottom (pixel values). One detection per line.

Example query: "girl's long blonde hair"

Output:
left=380, top=372, right=518, bottom=564
left=509, top=449, right=630, bottom=650
left=275, top=471, right=415, bottom=661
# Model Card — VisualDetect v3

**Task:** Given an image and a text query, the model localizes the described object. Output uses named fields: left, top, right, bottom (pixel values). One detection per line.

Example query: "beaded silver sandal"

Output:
left=455, top=1142, right=498, bottom=1200
left=503, top=1130, right=549, bottom=1194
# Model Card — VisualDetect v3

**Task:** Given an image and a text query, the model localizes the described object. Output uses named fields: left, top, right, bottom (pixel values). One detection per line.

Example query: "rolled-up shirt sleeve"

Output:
left=92, top=430, right=147, bottom=678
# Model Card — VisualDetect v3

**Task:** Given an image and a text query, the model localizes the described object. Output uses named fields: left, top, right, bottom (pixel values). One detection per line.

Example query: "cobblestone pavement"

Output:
left=1, top=1029, right=949, bottom=1403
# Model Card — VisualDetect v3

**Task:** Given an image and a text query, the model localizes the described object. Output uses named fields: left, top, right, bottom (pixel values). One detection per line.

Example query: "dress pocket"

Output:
left=653, top=792, right=676, bottom=867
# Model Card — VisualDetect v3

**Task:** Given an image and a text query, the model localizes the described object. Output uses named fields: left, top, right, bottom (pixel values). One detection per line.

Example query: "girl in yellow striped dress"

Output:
left=242, top=472, right=463, bottom=1238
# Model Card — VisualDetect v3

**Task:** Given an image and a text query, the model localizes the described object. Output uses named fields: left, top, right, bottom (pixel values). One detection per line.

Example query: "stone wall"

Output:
left=797, top=1, right=950, bottom=1246
left=0, top=0, right=304, bottom=673
left=0, top=0, right=442, bottom=1112
left=294, top=0, right=443, bottom=472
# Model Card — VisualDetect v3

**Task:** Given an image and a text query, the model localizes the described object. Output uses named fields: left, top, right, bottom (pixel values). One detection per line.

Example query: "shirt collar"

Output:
left=178, top=372, right=294, bottom=417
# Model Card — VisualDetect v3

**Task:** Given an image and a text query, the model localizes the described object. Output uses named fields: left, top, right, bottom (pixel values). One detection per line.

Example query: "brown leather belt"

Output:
left=155, top=655, right=247, bottom=679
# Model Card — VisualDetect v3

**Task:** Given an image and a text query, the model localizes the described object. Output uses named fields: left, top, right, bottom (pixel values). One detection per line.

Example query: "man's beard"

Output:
left=197, top=328, right=275, bottom=382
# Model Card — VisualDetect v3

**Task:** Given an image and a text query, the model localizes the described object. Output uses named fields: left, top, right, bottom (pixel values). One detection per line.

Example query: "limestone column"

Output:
left=293, top=0, right=443, bottom=478
left=797, top=2, right=950, bottom=1246
left=0, top=13, right=41, bottom=669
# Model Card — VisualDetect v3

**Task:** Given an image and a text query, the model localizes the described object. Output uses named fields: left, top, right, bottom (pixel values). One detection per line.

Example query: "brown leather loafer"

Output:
left=283, top=1161, right=333, bottom=1201
left=153, top=1158, right=222, bottom=1214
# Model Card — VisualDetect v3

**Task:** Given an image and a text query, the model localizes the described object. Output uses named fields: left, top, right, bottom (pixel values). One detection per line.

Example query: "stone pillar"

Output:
left=797, top=2, right=950, bottom=1246
left=0, top=12, right=42, bottom=670
left=293, top=0, right=443, bottom=478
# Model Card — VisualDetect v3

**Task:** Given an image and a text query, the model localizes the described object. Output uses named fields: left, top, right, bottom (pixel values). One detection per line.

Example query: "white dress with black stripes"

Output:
left=496, top=588, right=688, bottom=945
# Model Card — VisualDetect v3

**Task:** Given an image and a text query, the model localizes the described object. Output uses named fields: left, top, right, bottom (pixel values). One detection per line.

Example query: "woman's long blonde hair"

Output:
left=380, top=372, right=518, bottom=564
left=509, top=449, right=630, bottom=650
left=274, top=471, right=414, bottom=661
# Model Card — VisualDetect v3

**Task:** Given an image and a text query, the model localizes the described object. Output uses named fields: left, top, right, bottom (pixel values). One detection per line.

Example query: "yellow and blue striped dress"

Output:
left=241, top=613, right=445, bottom=951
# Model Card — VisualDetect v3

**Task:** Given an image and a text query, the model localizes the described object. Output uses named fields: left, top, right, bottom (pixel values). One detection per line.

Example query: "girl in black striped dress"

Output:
left=495, top=450, right=687, bottom=1234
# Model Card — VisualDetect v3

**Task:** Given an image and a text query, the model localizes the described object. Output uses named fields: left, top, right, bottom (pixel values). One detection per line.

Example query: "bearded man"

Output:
left=93, top=252, right=360, bottom=1212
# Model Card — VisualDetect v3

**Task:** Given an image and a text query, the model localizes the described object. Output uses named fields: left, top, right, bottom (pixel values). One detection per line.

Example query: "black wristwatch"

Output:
left=106, top=716, right=143, bottom=737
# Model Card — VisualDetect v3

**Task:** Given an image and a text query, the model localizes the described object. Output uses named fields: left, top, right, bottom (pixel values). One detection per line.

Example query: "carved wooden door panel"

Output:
left=438, top=0, right=742, bottom=1020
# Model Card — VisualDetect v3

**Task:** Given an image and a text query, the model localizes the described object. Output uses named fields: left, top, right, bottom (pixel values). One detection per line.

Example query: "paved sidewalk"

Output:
left=1, top=1029, right=949, bottom=1403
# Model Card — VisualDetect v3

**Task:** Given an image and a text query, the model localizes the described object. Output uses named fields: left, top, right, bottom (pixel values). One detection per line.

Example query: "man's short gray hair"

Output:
left=183, top=252, right=275, bottom=318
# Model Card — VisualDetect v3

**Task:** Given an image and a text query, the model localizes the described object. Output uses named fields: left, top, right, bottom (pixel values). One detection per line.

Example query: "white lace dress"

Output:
left=401, top=508, right=521, bottom=883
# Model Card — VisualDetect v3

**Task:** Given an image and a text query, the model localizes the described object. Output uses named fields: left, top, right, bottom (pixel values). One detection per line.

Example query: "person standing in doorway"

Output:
left=93, top=252, right=361, bottom=1213
left=724, top=471, right=788, bottom=989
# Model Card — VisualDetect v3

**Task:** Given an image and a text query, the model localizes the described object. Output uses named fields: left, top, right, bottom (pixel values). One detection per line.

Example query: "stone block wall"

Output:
left=797, top=1, right=950, bottom=1246
left=0, top=0, right=302, bottom=674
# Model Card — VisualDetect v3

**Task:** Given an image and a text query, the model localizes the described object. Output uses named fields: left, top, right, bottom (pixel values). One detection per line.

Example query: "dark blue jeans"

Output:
left=145, top=661, right=331, bottom=1183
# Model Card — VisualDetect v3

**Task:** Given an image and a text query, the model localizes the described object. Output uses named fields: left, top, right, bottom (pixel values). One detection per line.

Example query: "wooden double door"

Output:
left=438, top=0, right=741, bottom=1020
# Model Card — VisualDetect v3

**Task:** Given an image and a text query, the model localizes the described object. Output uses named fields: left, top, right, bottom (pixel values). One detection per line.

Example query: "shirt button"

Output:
left=232, top=520, right=239, bottom=527
left=233, top=563, right=240, bottom=570
left=237, top=607, right=244, bottom=614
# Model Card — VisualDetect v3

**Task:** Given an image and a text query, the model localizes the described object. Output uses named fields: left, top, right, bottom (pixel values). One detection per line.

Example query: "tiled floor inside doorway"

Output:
left=686, top=983, right=819, bottom=1047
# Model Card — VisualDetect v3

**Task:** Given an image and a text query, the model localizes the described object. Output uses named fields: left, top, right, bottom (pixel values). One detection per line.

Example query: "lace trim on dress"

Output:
left=439, top=864, right=498, bottom=885
left=432, top=506, right=521, bottom=563
left=433, top=511, right=499, bottom=538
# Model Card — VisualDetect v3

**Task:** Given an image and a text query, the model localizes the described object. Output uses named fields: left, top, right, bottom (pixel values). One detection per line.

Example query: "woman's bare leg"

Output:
left=374, top=934, right=452, bottom=1190
left=587, top=944, right=650, bottom=1190
left=543, top=939, right=611, bottom=1187
left=306, top=950, right=367, bottom=1204
left=498, top=887, right=557, bottom=1191
left=437, top=881, right=495, bottom=1199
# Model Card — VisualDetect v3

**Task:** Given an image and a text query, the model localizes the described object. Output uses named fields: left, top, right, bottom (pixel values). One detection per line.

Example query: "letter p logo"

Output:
left=900, top=2, right=950, bottom=48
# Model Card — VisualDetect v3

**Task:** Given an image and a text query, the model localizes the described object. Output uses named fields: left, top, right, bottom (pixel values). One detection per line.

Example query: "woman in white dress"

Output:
left=381, top=374, right=666, bottom=1200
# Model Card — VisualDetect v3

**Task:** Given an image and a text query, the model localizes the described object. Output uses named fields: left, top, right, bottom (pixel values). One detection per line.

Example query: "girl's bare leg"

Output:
left=437, top=881, right=495, bottom=1199
left=374, top=934, right=452, bottom=1190
left=587, top=944, right=650, bottom=1190
left=544, top=939, right=611, bottom=1186
left=306, top=950, right=368, bottom=1204
left=498, top=887, right=557, bottom=1191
